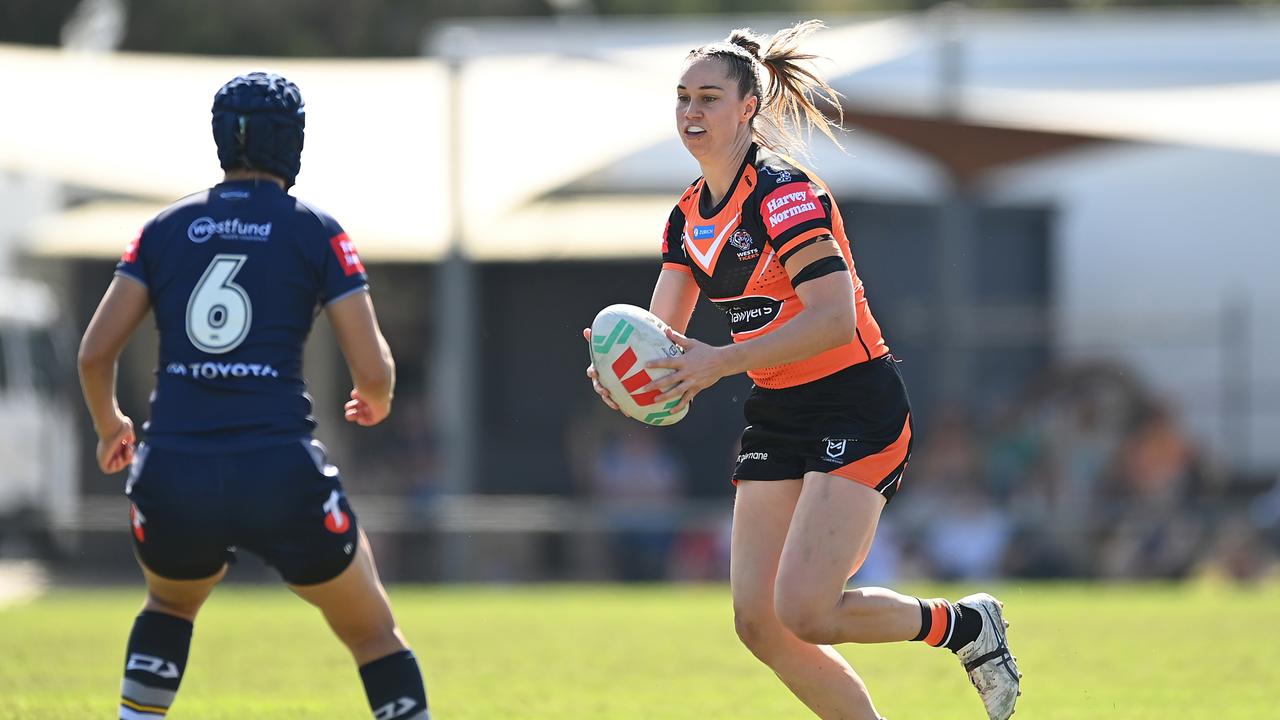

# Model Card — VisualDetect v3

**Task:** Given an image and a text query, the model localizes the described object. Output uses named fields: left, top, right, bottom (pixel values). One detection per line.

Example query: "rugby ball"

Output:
left=589, top=304, right=690, bottom=426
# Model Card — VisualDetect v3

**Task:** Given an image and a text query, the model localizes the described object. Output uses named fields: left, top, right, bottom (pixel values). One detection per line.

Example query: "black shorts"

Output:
left=733, top=354, right=913, bottom=502
left=124, top=438, right=359, bottom=585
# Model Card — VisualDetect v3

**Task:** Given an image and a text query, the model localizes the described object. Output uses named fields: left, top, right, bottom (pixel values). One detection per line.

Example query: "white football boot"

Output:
left=954, top=593, right=1021, bottom=720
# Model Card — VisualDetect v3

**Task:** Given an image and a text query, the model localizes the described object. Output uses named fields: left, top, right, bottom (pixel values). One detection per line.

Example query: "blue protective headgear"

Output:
left=211, top=72, right=306, bottom=188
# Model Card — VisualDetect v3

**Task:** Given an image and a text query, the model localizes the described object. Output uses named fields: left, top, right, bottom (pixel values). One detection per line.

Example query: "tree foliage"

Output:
left=1, top=0, right=1271, bottom=57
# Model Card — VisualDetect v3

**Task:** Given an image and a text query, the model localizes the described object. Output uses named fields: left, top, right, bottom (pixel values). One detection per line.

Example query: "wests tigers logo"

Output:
left=728, top=229, right=759, bottom=261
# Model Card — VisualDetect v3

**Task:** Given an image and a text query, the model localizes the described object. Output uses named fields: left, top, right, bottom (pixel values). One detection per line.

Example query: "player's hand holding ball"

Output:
left=640, top=327, right=727, bottom=414
left=585, top=304, right=716, bottom=426
left=583, top=329, right=622, bottom=412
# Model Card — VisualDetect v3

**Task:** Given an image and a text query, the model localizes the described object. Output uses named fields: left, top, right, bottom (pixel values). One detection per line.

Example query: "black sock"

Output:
left=359, top=650, right=429, bottom=720
left=944, top=601, right=984, bottom=652
left=120, top=610, right=193, bottom=718
left=912, top=597, right=985, bottom=653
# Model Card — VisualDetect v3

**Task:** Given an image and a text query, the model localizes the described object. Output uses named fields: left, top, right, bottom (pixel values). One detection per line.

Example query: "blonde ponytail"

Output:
left=689, top=20, right=844, bottom=158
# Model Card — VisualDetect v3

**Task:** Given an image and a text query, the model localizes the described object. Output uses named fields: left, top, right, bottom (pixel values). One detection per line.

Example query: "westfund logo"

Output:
left=761, top=182, right=825, bottom=236
left=187, top=216, right=272, bottom=243
left=715, top=296, right=784, bottom=334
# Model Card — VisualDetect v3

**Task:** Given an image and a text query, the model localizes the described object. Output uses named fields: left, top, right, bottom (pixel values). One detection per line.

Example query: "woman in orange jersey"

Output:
left=585, top=22, right=1019, bottom=720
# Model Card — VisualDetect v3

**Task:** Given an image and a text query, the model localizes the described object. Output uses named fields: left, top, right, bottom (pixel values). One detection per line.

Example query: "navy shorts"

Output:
left=733, top=354, right=914, bottom=502
left=124, top=438, right=359, bottom=585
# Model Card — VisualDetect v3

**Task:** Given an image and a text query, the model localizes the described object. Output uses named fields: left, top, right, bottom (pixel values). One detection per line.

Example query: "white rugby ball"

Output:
left=589, top=304, right=689, bottom=426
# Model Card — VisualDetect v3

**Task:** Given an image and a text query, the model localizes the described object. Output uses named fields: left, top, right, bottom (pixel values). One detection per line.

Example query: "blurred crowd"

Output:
left=277, top=356, right=1280, bottom=584
left=567, top=360, right=1279, bottom=584
left=889, top=361, right=1276, bottom=583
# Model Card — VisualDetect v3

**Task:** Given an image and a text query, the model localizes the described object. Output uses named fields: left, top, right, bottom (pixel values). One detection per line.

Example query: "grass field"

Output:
left=1, top=582, right=1276, bottom=719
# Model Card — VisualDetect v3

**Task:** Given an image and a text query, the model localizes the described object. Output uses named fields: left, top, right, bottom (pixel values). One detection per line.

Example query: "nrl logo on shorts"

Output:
left=729, top=229, right=759, bottom=261
left=824, top=438, right=848, bottom=460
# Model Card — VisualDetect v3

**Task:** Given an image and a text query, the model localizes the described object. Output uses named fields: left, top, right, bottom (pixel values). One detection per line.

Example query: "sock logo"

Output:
left=373, top=697, right=419, bottom=719
left=126, top=653, right=179, bottom=679
left=322, top=489, right=350, bottom=534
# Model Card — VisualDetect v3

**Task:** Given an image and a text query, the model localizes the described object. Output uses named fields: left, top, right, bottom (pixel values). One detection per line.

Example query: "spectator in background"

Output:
left=392, top=397, right=442, bottom=508
left=987, top=362, right=1145, bottom=576
left=921, top=476, right=1011, bottom=581
left=1249, top=475, right=1280, bottom=566
left=904, top=406, right=1011, bottom=580
left=587, top=428, right=687, bottom=581
left=1097, top=402, right=1208, bottom=579
left=1033, top=364, right=1140, bottom=572
left=1203, top=513, right=1274, bottom=582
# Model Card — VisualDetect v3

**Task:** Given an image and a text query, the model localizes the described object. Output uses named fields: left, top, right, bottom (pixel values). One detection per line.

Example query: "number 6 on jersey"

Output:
left=186, top=254, right=252, bottom=354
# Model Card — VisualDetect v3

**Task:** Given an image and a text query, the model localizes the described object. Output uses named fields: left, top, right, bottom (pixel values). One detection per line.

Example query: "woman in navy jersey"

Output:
left=79, top=73, right=428, bottom=720
left=586, top=23, right=1019, bottom=720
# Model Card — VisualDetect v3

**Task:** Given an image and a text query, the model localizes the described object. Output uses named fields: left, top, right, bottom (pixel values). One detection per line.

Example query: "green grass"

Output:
left=1, top=582, right=1276, bottom=719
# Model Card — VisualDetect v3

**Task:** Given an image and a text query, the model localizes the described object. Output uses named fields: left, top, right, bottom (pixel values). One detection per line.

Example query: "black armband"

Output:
left=792, top=255, right=848, bottom=286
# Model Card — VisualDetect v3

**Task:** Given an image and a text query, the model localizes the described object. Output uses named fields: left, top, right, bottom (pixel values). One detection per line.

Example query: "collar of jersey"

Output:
left=683, top=211, right=741, bottom=275
left=215, top=179, right=286, bottom=193
left=697, top=142, right=759, bottom=220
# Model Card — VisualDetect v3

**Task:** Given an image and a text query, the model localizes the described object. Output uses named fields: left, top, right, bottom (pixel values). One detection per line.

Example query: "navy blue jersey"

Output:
left=116, top=179, right=368, bottom=452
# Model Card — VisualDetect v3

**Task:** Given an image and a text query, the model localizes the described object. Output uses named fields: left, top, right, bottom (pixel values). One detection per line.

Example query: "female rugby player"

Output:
left=586, top=22, right=1020, bottom=720
left=79, top=73, right=428, bottom=720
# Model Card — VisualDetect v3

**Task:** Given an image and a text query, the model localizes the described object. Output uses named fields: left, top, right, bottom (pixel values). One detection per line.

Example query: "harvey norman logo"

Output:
left=765, top=190, right=817, bottom=220
left=188, top=216, right=273, bottom=243
left=762, top=182, right=824, bottom=234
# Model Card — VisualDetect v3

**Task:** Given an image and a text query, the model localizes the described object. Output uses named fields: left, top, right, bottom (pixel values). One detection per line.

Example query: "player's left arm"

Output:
left=78, top=276, right=151, bottom=474
left=644, top=239, right=854, bottom=411
left=721, top=238, right=854, bottom=369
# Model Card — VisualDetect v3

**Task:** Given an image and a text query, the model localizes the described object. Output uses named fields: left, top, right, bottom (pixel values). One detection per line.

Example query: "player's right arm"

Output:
left=649, top=267, right=699, bottom=334
left=78, top=276, right=150, bottom=474
left=584, top=202, right=698, bottom=411
left=326, top=290, right=395, bottom=427
left=651, top=200, right=699, bottom=333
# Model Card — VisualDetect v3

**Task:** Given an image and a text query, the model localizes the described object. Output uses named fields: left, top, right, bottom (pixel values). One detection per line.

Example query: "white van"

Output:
left=0, top=278, right=77, bottom=553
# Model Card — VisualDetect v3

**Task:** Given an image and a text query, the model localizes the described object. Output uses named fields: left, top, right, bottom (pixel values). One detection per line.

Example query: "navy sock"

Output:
left=119, top=610, right=192, bottom=718
left=359, top=650, right=429, bottom=720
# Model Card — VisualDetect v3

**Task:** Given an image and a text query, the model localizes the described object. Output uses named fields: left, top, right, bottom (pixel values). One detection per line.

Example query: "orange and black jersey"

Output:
left=661, top=143, right=889, bottom=389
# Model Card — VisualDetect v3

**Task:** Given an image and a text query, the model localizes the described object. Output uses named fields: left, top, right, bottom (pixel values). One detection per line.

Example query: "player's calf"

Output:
left=119, top=611, right=191, bottom=719
left=360, top=650, right=430, bottom=720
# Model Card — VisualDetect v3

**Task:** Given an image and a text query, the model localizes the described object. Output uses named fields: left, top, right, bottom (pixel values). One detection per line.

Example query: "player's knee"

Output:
left=774, top=591, right=838, bottom=645
left=733, top=603, right=786, bottom=661
left=335, top=618, right=397, bottom=648
left=144, top=593, right=203, bottom=622
left=334, top=617, right=405, bottom=660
